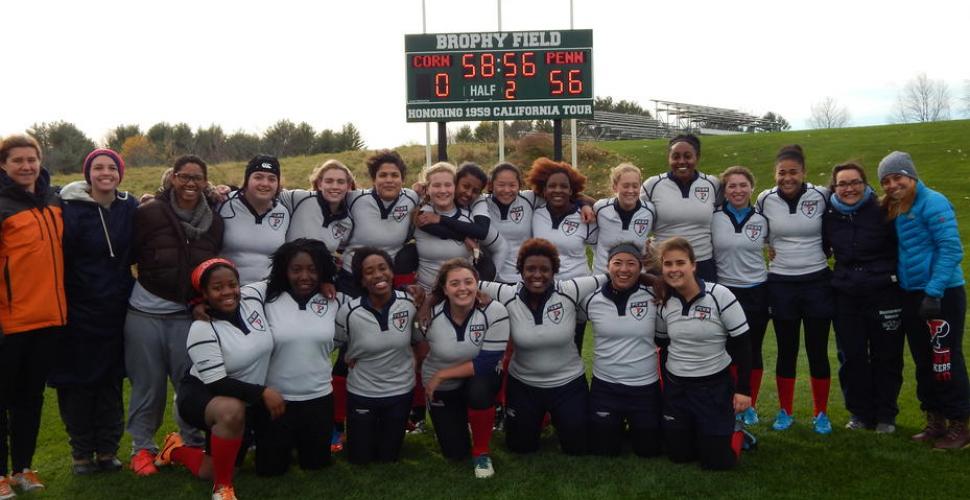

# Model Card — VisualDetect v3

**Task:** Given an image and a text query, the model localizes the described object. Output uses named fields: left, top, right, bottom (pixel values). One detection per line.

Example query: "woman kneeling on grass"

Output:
left=655, top=237, right=751, bottom=470
left=423, top=259, right=509, bottom=478
left=155, top=259, right=282, bottom=500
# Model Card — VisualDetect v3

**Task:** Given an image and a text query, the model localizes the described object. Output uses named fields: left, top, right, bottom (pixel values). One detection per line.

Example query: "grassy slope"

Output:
left=41, top=120, right=970, bottom=499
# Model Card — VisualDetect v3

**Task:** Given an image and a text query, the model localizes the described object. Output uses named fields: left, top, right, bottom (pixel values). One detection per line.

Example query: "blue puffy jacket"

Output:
left=894, top=181, right=965, bottom=297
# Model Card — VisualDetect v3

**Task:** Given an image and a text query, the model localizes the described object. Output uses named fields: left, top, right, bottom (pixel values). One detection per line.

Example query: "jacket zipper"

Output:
left=3, top=257, right=12, bottom=314
left=40, top=206, right=66, bottom=323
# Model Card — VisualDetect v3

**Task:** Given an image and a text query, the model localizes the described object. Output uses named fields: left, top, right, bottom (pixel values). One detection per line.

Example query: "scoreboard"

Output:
left=405, top=29, right=593, bottom=122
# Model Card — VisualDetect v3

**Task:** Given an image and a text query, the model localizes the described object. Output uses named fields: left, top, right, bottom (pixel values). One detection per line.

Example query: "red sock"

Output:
left=810, top=377, right=830, bottom=415
left=171, top=446, right=204, bottom=477
left=731, top=430, right=744, bottom=458
left=332, top=375, right=348, bottom=425
left=210, top=435, right=242, bottom=489
left=749, top=369, right=764, bottom=407
left=468, top=407, right=495, bottom=457
left=776, top=377, right=796, bottom=415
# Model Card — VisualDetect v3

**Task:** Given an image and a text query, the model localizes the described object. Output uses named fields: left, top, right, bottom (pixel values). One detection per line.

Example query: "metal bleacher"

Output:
left=577, top=111, right=668, bottom=141
left=652, top=100, right=782, bottom=134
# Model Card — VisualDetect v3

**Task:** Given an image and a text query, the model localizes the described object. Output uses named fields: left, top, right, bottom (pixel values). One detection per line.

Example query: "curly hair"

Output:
left=457, top=162, right=488, bottom=187
left=365, top=149, right=406, bottom=180
left=516, top=238, right=560, bottom=275
left=351, top=246, right=394, bottom=288
left=526, top=157, right=586, bottom=199
left=430, top=258, right=479, bottom=306
left=265, top=238, right=337, bottom=303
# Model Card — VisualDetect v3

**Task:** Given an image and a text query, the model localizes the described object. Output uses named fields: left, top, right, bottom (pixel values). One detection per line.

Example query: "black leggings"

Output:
left=774, top=318, right=831, bottom=379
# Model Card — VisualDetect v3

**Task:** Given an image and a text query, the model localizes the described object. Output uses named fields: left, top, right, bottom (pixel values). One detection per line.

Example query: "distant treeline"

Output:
left=25, top=120, right=365, bottom=174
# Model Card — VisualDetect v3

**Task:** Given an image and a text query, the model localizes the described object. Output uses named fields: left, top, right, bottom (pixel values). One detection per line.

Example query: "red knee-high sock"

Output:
left=171, top=446, right=204, bottom=477
left=776, top=377, right=796, bottom=415
left=731, top=430, right=744, bottom=458
left=210, top=435, right=242, bottom=489
left=332, top=375, right=348, bottom=425
left=810, top=377, right=830, bottom=416
left=468, top=407, right=496, bottom=457
left=749, top=369, right=764, bottom=407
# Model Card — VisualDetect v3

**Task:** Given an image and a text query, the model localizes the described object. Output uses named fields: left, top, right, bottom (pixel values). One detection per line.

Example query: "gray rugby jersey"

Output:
left=479, top=276, right=605, bottom=388
left=532, top=205, right=597, bottom=280
left=283, top=189, right=354, bottom=256
left=245, top=281, right=345, bottom=401
left=341, top=188, right=419, bottom=273
left=469, top=195, right=511, bottom=279
left=592, top=197, right=656, bottom=274
left=485, top=191, right=540, bottom=283
left=656, top=281, right=748, bottom=378
left=335, top=290, right=421, bottom=398
left=712, top=208, right=769, bottom=287
left=640, top=172, right=719, bottom=260
left=582, top=283, right=659, bottom=386
left=421, top=301, right=510, bottom=391
left=415, top=206, right=474, bottom=290
left=186, top=288, right=274, bottom=386
left=756, top=184, right=829, bottom=277
left=217, top=191, right=290, bottom=284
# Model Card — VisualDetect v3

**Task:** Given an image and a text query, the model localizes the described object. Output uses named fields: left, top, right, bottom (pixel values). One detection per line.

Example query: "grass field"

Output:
left=37, top=120, right=970, bottom=499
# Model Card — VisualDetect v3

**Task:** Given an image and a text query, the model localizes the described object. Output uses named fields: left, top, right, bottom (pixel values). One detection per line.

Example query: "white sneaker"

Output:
left=0, top=477, right=16, bottom=500
left=11, top=470, right=43, bottom=492
left=473, top=455, right=494, bottom=479
left=212, top=485, right=238, bottom=500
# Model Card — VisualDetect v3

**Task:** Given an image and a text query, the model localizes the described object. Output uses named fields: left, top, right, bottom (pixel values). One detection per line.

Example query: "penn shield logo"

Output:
left=928, top=319, right=952, bottom=381
left=331, top=222, right=350, bottom=240
left=694, top=186, right=710, bottom=202
left=309, top=297, right=329, bottom=317
left=693, top=305, right=712, bottom=320
left=634, top=218, right=650, bottom=237
left=800, top=200, right=820, bottom=217
left=469, top=324, right=486, bottom=345
left=546, top=302, right=564, bottom=324
left=561, top=220, right=580, bottom=236
left=630, top=300, right=650, bottom=320
left=745, top=223, right=763, bottom=241
left=391, top=205, right=409, bottom=222
left=509, top=205, right=524, bottom=223
left=392, top=310, right=410, bottom=332
left=268, top=212, right=285, bottom=230
left=246, top=310, right=266, bottom=331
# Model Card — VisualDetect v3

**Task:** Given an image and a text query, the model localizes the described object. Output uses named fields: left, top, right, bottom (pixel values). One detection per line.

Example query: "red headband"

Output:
left=191, top=258, right=236, bottom=293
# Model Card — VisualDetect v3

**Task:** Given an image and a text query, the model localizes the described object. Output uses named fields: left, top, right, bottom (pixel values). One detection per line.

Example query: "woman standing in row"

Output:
left=592, top=164, right=655, bottom=275
left=286, top=159, right=356, bottom=259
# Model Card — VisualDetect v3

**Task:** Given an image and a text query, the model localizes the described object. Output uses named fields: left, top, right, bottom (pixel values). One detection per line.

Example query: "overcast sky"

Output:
left=3, top=0, right=968, bottom=149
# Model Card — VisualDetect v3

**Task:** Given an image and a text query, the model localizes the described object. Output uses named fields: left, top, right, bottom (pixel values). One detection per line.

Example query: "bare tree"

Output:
left=892, top=73, right=951, bottom=123
left=808, top=97, right=850, bottom=129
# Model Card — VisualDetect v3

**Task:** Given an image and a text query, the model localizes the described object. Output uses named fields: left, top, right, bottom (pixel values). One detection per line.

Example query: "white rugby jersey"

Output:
left=342, top=188, right=419, bottom=273
left=415, top=206, right=474, bottom=290
left=479, top=275, right=605, bottom=388
left=656, top=281, right=748, bottom=378
left=756, top=183, right=829, bottom=277
left=712, top=207, right=769, bottom=287
left=245, top=281, right=345, bottom=401
left=283, top=189, right=354, bottom=256
left=640, top=172, right=719, bottom=260
left=335, top=290, right=421, bottom=398
left=582, top=283, right=659, bottom=386
left=421, top=300, right=510, bottom=392
left=186, top=288, right=274, bottom=386
left=592, top=197, right=656, bottom=274
left=532, top=204, right=597, bottom=280
left=485, top=191, right=540, bottom=283
left=217, top=191, right=290, bottom=284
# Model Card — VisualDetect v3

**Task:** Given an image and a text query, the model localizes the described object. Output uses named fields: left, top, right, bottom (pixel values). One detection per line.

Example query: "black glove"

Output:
left=919, top=295, right=943, bottom=320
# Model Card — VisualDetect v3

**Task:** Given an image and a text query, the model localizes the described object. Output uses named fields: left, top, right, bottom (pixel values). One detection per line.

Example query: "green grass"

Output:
left=36, top=120, right=970, bottom=498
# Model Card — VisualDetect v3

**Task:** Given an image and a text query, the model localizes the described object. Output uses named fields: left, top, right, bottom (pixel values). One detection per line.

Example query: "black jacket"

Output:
left=822, top=194, right=898, bottom=296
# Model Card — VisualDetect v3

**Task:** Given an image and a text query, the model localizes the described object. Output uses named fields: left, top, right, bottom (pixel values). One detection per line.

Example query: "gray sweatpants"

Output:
left=124, top=308, right=205, bottom=454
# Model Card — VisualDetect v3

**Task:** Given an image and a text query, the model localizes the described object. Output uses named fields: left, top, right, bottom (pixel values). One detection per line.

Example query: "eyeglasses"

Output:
left=174, top=172, right=205, bottom=184
left=834, top=179, right=864, bottom=189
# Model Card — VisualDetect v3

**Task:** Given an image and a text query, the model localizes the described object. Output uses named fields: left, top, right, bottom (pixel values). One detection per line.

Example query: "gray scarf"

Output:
left=170, top=194, right=213, bottom=240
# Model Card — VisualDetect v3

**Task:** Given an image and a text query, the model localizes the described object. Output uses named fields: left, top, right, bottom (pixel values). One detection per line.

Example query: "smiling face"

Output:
left=317, top=168, right=352, bottom=205
left=203, top=266, right=241, bottom=314
left=287, top=251, right=319, bottom=299
left=427, top=171, right=456, bottom=211
left=443, top=267, right=478, bottom=309
left=245, top=171, right=279, bottom=205
left=608, top=251, right=641, bottom=290
left=543, top=172, right=572, bottom=211
left=613, top=171, right=641, bottom=210
left=491, top=169, right=520, bottom=205
left=880, top=173, right=916, bottom=201
left=521, top=254, right=554, bottom=294
left=172, top=162, right=206, bottom=207
left=374, top=163, right=403, bottom=201
left=661, top=248, right=696, bottom=292
left=775, top=159, right=805, bottom=198
left=668, top=142, right=698, bottom=182
left=361, top=253, right=394, bottom=300
left=88, top=155, right=121, bottom=194
left=455, top=174, right=484, bottom=208
left=1, top=146, right=41, bottom=192
left=723, top=173, right=753, bottom=209
left=834, top=169, right=866, bottom=205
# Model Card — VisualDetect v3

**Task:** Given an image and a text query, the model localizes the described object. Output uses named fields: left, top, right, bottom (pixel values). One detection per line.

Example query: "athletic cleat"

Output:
left=330, top=428, right=344, bottom=453
left=845, top=416, right=871, bottom=430
left=493, top=405, right=506, bottom=432
left=0, top=477, right=16, bottom=499
left=212, top=485, right=238, bottom=500
left=741, top=429, right=758, bottom=451
left=72, top=460, right=99, bottom=475
left=875, top=423, right=896, bottom=434
left=813, top=412, right=832, bottom=435
left=406, top=419, right=426, bottom=434
left=741, top=407, right=759, bottom=426
left=97, top=456, right=123, bottom=472
left=473, top=455, right=495, bottom=479
left=11, top=470, right=44, bottom=492
left=130, top=449, right=159, bottom=476
left=772, top=409, right=794, bottom=431
left=155, top=432, right=184, bottom=466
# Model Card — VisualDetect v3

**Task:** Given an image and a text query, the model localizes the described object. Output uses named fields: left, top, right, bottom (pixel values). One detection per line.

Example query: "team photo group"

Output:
left=0, top=130, right=965, bottom=500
